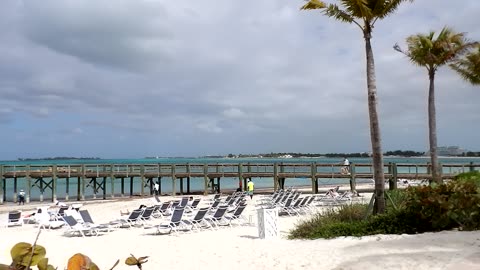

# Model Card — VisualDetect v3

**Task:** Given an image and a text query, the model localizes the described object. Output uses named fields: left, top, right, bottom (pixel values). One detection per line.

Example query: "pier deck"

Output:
left=0, top=162, right=478, bottom=204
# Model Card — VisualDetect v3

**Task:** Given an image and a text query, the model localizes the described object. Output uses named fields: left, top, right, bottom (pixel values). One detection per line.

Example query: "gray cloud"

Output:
left=0, top=0, right=479, bottom=159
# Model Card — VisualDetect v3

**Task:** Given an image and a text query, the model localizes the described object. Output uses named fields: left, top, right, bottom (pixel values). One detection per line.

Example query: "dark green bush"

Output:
left=289, top=204, right=368, bottom=239
left=385, top=189, right=408, bottom=212
left=289, top=173, right=480, bottom=239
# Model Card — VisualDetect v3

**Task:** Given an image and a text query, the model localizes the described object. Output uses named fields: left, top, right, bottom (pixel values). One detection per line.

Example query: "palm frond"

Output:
left=372, top=0, right=414, bottom=21
left=324, top=4, right=355, bottom=23
left=339, top=0, right=371, bottom=19
left=300, top=0, right=327, bottom=10
left=450, top=45, right=480, bottom=85
left=402, top=27, right=476, bottom=70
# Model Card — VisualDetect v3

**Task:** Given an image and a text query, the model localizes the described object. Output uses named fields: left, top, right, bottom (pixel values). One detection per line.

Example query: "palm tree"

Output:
left=394, top=27, right=478, bottom=184
left=301, top=0, right=414, bottom=214
left=450, top=45, right=480, bottom=85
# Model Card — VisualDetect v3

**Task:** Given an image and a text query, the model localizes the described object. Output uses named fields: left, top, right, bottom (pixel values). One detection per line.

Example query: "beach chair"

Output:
left=62, top=215, right=99, bottom=237
left=112, top=209, right=144, bottom=228
left=154, top=201, right=171, bottom=218
left=150, top=206, right=185, bottom=235
left=186, top=198, right=201, bottom=213
left=64, top=209, right=83, bottom=222
left=79, top=210, right=116, bottom=232
left=181, top=207, right=210, bottom=231
left=204, top=206, right=228, bottom=229
left=5, top=211, right=23, bottom=227
left=179, top=197, right=189, bottom=207
left=223, top=204, right=248, bottom=226
left=139, top=206, right=155, bottom=225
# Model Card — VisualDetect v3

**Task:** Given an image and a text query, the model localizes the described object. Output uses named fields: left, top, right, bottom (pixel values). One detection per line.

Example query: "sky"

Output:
left=0, top=0, right=479, bottom=160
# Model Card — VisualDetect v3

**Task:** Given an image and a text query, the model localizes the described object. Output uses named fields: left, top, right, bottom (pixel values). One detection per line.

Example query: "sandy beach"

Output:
left=1, top=188, right=479, bottom=270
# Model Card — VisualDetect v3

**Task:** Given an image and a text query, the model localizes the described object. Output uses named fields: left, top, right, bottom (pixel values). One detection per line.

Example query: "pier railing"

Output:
left=0, top=162, right=478, bottom=204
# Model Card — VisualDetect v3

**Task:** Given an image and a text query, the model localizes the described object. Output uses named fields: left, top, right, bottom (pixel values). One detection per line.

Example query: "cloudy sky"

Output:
left=0, top=0, right=479, bottom=160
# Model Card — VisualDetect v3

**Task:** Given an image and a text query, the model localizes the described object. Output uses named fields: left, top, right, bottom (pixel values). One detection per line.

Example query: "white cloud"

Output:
left=0, top=0, right=479, bottom=158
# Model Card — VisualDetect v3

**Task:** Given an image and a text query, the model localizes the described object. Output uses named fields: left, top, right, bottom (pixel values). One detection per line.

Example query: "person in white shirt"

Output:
left=342, top=158, right=350, bottom=174
left=18, top=189, right=26, bottom=205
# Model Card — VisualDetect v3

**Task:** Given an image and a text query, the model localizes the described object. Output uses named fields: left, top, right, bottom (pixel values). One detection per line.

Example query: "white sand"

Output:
left=1, top=192, right=480, bottom=270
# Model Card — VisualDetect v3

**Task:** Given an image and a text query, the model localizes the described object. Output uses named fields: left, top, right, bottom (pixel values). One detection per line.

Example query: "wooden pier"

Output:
left=0, top=162, right=478, bottom=204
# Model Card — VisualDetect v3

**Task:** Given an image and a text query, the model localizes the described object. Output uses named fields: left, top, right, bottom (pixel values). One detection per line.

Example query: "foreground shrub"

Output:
left=289, top=204, right=368, bottom=239
left=290, top=173, right=480, bottom=239
left=404, top=176, right=480, bottom=231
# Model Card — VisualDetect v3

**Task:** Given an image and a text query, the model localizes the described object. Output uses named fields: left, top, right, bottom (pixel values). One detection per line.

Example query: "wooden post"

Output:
left=179, top=177, right=184, bottom=195
left=273, top=163, right=278, bottom=191
left=81, top=165, right=86, bottom=201
left=102, top=177, right=107, bottom=200
left=26, top=165, right=31, bottom=203
left=469, top=161, right=475, bottom=172
left=93, top=177, right=97, bottom=199
left=238, top=164, right=243, bottom=190
left=439, top=162, right=443, bottom=183
left=52, top=165, right=57, bottom=202
left=311, top=163, right=317, bottom=194
left=77, top=177, right=81, bottom=201
left=349, top=163, right=356, bottom=193
left=13, top=177, right=18, bottom=203
left=149, top=177, right=154, bottom=195
left=121, top=177, right=125, bottom=197
left=0, top=165, right=4, bottom=204
left=141, top=165, right=145, bottom=197
left=216, top=177, right=221, bottom=193
left=186, top=163, right=191, bottom=194
left=110, top=164, right=115, bottom=198
left=65, top=177, right=70, bottom=201
left=158, top=177, right=162, bottom=194
left=280, top=162, right=285, bottom=190
left=171, top=164, right=176, bottom=197
left=391, top=163, right=398, bottom=190
left=203, top=164, right=208, bottom=196
left=129, top=177, right=134, bottom=197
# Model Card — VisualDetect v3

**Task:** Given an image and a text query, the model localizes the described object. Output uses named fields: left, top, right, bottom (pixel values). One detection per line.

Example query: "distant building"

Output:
left=426, top=146, right=466, bottom=156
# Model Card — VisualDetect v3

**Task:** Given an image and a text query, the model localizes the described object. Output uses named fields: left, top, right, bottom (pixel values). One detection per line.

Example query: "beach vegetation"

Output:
left=300, top=0, right=415, bottom=214
left=290, top=175, right=480, bottom=239
left=0, top=240, right=147, bottom=270
left=394, top=28, right=479, bottom=184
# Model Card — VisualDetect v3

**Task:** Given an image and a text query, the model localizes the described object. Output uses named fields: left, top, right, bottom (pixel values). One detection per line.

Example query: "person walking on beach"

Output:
left=247, top=179, right=255, bottom=199
left=18, top=189, right=26, bottom=205
left=342, top=157, right=350, bottom=175
left=154, top=181, right=160, bottom=196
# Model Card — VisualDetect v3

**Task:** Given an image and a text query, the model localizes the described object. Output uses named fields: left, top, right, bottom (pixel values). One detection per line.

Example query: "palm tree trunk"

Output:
left=364, top=28, right=385, bottom=214
left=428, top=69, right=441, bottom=184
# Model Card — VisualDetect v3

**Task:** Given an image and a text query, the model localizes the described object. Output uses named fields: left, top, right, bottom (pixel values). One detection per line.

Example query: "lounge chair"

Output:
left=154, top=201, right=171, bottom=218
left=79, top=210, right=117, bottom=232
left=186, top=198, right=201, bottom=213
left=62, top=215, right=99, bottom=237
left=139, top=206, right=155, bottom=225
left=181, top=207, right=210, bottom=231
left=5, top=211, right=23, bottom=227
left=112, top=209, right=144, bottom=228
left=204, top=206, right=228, bottom=229
left=150, top=206, right=185, bottom=235
left=223, top=204, right=248, bottom=226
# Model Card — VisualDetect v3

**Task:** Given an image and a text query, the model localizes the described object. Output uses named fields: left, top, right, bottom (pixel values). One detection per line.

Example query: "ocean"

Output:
left=1, top=157, right=479, bottom=202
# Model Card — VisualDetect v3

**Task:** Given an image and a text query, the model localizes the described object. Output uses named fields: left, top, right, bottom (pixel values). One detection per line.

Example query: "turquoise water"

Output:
left=1, top=157, right=479, bottom=201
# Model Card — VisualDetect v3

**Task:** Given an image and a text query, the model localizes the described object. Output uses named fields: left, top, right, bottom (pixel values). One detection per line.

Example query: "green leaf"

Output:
left=10, top=242, right=47, bottom=267
left=38, top=258, right=49, bottom=270
left=300, top=0, right=326, bottom=10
